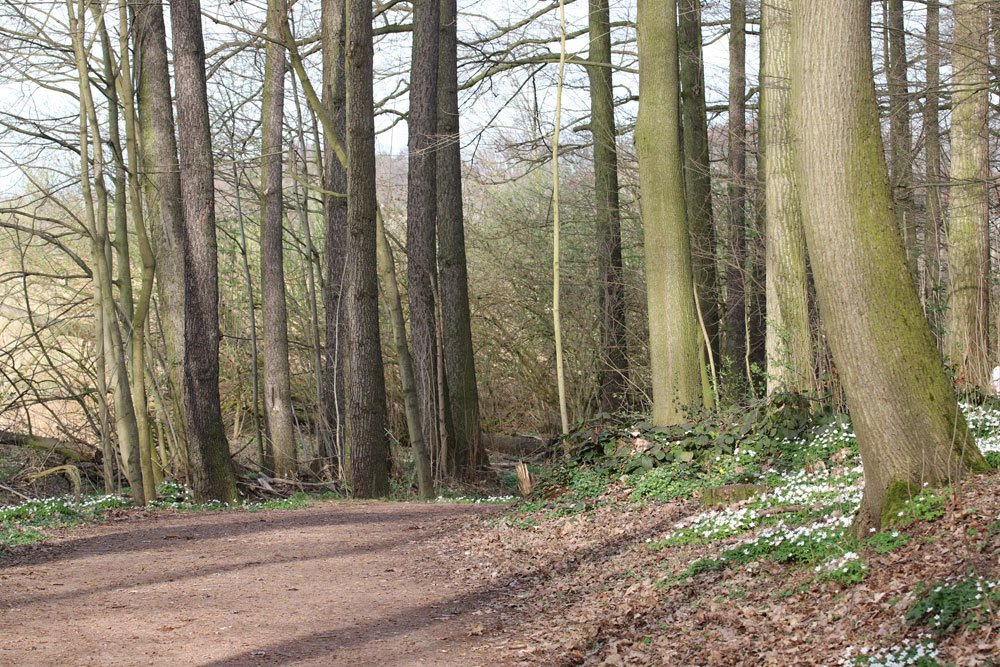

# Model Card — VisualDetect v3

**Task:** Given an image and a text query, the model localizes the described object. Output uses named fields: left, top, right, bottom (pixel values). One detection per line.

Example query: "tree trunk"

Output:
left=636, top=0, right=704, bottom=426
left=886, top=0, right=917, bottom=276
left=761, top=0, right=812, bottom=395
left=132, top=0, right=188, bottom=478
left=945, top=0, right=991, bottom=390
left=170, top=0, right=238, bottom=503
left=406, top=0, right=442, bottom=493
left=789, top=0, right=988, bottom=536
left=723, top=0, right=748, bottom=386
left=437, top=0, right=483, bottom=478
left=587, top=0, right=628, bottom=413
left=260, top=0, right=298, bottom=478
left=321, top=0, right=347, bottom=476
left=678, top=0, right=719, bottom=402
left=346, top=0, right=390, bottom=498
left=923, top=0, right=943, bottom=338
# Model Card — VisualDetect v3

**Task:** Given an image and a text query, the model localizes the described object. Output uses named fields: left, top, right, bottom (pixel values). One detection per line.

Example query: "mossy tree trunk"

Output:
left=636, top=0, right=704, bottom=426
left=923, top=0, right=944, bottom=338
left=761, top=0, right=812, bottom=395
left=886, top=0, right=916, bottom=276
left=945, top=0, right=991, bottom=390
left=790, top=0, right=988, bottom=536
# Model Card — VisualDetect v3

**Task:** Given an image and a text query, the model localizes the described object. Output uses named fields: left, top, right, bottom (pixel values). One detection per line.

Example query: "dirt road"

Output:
left=0, top=502, right=499, bottom=666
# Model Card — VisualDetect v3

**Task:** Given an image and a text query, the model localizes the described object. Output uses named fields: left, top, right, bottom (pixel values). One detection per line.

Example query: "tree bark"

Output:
left=406, top=0, right=441, bottom=494
left=587, top=0, right=628, bottom=413
left=170, top=0, right=238, bottom=503
left=346, top=0, right=390, bottom=498
left=437, top=0, right=482, bottom=477
left=321, top=0, right=347, bottom=475
left=761, top=0, right=812, bottom=395
left=923, top=0, right=943, bottom=337
left=790, top=0, right=988, bottom=536
left=945, top=0, right=991, bottom=390
left=260, top=0, right=298, bottom=478
left=723, top=0, right=748, bottom=385
left=636, top=0, right=705, bottom=426
left=678, top=0, right=719, bottom=401
left=886, top=0, right=917, bottom=276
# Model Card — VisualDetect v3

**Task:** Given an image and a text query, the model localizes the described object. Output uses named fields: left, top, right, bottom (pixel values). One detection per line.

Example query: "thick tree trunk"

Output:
left=587, top=0, right=628, bottom=412
left=132, top=0, right=189, bottom=478
left=923, top=0, right=943, bottom=337
left=790, top=0, right=988, bottom=536
left=346, top=0, right=390, bottom=498
left=678, top=0, right=719, bottom=399
left=886, top=0, right=917, bottom=276
left=945, top=0, right=991, bottom=390
left=761, top=0, right=812, bottom=395
left=170, top=0, right=238, bottom=503
left=437, top=0, right=482, bottom=477
left=723, top=0, right=748, bottom=385
left=636, top=0, right=704, bottom=426
left=260, top=0, right=298, bottom=478
left=321, top=0, right=347, bottom=475
left=406, top=0, right=441, bottom=494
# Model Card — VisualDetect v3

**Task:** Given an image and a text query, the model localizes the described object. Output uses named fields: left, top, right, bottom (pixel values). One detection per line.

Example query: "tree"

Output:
left=636, top=0, right=704, bottom=426
left=678, top=0, right=719, bottom=389
left=587, top=0, right=628, bottom=412
left=346, top=0, right=390, bottom=497
left=170, top=0, right=238, bottom=503
left=790, top=0, right=988, bottom=535
left=723, top=0, right=748, bottom=385
left=406, top=0, right=441, bottom=493
left=923, top=0, right=944, bottom=333
left=945, top=0, right=991, bottom=390
left=260, top=0, right=297, bottom=478
left=886, top=0, right=916, bottom=276
left=438, top=0, right=483, bottom=477
left=761, top=0, right=812, bottom=395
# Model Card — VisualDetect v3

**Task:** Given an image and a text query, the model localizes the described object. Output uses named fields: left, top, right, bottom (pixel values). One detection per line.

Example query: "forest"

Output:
left=0, top=0, right=998, bottom=664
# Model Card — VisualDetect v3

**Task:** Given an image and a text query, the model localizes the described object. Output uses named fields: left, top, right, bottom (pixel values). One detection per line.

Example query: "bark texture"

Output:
left=260, top=0, right=298, bottom=478
left=790, top=0, right=987, bottom=536
left=886, top=0, right=916, bottom=275
left=761, top=0, right=812, bottom=394
left=587, top=0, right=628, bottom=412
left=346, top=0, right=390, bottom=497
left=170, top=0, right=238, bottom=503
left=923, top=0, right=943, bottom=334
left=636, top=0, right=704, bottom=426
left=946, top=0, right=991, bottom=389
left=437, top=0, right=482, bottom=477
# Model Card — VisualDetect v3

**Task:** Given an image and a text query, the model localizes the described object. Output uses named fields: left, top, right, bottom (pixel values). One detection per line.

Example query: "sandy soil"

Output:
left=0, top=502, right=501, bottom=667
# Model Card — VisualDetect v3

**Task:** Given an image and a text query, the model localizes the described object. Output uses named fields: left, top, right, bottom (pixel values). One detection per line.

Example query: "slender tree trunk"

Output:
left=437, top=0, right=482, bottom=477
left=260, top=0, right=298, bottom=478
left=636, top=0, right=704, bottom=426
left=724, top=0, right=748, bottom=385
left=406, top=0, right=441, bottom=493
left=346, top=0, right=390, bottom=498
left=678, top=0, right=719, bottom=403
left=170, top=0, right=238, bottom=503
left=761, top=0, right=812, bottom=395
left=790, top=0, right=988, bottom=536
left=886, top=0, right=917, bottom=276
left=321, top=0, right=347, bottom=475
left=924, top=0, right=943, bottom=337
left=132, top=0, right=188, bottom=478
left=586, top=0, right=628, bottom=412
left=946, top=0, right=991, bottom=390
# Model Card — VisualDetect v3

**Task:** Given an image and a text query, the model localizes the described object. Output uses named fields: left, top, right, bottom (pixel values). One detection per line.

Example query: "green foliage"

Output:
left=867, top=529, right=910, bottom=554
left=906, top=575, right=1000, bottom=636
left=883, top=486, right=948, bottom=528
left=0, top=494, right=128, bottom=553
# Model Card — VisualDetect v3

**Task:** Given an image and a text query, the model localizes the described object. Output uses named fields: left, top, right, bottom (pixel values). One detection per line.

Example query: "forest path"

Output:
left=0, top=501, right=502, bottom=666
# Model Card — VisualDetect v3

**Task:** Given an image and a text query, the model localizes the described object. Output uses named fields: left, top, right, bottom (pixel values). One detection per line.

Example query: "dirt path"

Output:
left=0, top=502, right=501, bottom=666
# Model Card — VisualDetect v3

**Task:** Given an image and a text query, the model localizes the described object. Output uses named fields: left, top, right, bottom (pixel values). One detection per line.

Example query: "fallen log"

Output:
left=0, top=430, right=98, bottom=463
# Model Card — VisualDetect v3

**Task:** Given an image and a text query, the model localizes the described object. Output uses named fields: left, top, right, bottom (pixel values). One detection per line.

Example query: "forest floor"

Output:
left=0, top=501, right=506, bottom=666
